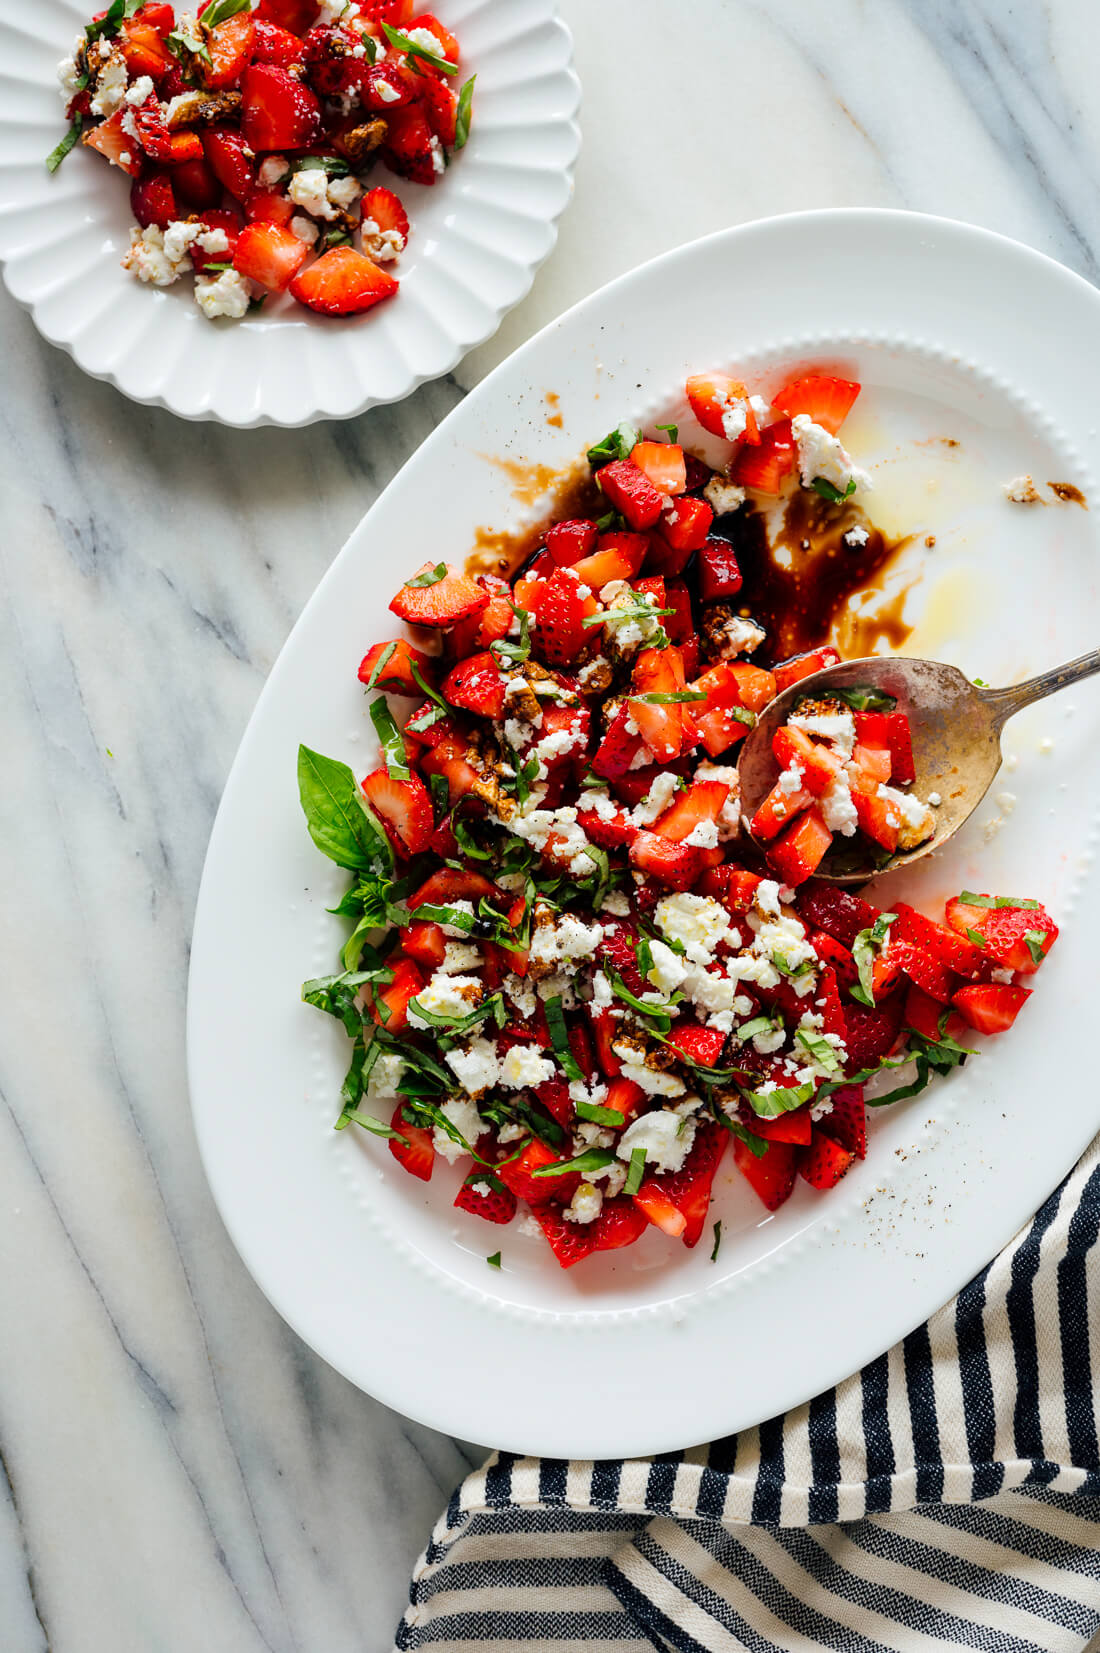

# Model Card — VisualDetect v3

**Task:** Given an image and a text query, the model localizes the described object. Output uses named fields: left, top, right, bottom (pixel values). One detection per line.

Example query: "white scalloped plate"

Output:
left=189, top=212, right=1100, bottom=1455
left=0, top=0, right=579, bottom=426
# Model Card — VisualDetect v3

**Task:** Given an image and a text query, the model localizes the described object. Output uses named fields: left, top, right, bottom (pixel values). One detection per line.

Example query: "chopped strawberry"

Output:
left=630, top=644, right=690, bottom=763
left=664, top=1024, right=727, bottom=1068
left=767, top=807, right=832, bottom=886
left=630, top=441, right=687, bottom=496
left=730, top=418, right=796, bottom=492
left=847, top=769, right=899, bottom=853
left=662, top=581, right=694, bottom=643
left=591, top=1009, right=623, bottom=1079
left=454, top=1173, right=517, bottom=1225
left=130, top=170, right=177, bottom=228
left=629, top=831, right=718, bottom=891
left=881, top=938, right=953, bottom=1003
left=241, top=64, right=322, bottom=152
left=358, top=637, right=435, bottom=696
left=388, top=1103, right=434, bottom=1180
left=119, top=20, right=175, bottom=78
left=362, top=184, right=409, bottom=249
left=818, top=1085, right=866, bottom=1159
left=732, top=1135, right=797, bottom=1210
left=851, top=741, right=891, bottom=785
left=841, top=992, right=904, bottom=1071
left=697, top=539, right=743, bottom=602
left=401, top=920, right=446, bottom=969
left=594, top=1196, right=650, bottom=1251
left=535, top=567, right=595, bottom=665
left=408, top=867, right=500, bottom=909
left=648, top=497, right=713, bottom=571
left=383, top=102, right=439, bottom=185
left=596, top=459, right=666, bottom=530
left=772, top=724, right=844, bottom=795
left=246, top=189, right=296, bottom=227
left=771, top=646, right=842, bottom=695
left=728, top=661, right=778, bottom=711
left=420, top=73, right=458, bottom=145
left=170, top=156, right=222, bottom=209
left=770, top=374, right=860, bottom=435
left=903, top=984, right=967, bottom=1045
left=390, top=562, right=489, bottom=628
left=84, top=112, right=144, bottom=175
left=442, top=651, right=507, bottom=718
left=233, top=221, right=309, bottom=291
left=797, top=883, right=882, bottom=950
left=362, top=61, right=415, bottom=109
left=633, top=1121, right=727, bottom=1247
left=545, top=519, right=599, bottom=567
left=571, top=530, right=650, bottom=588
left=699, top=864, right=762, bottom=915
left=652, top=779, right=731, bottom=843
left=408, top=11, right=460, bottom=63
left=498, top=1139, right=577, bottom=1205
left=291, top=247, right=399, bottom=316
left=530, top=1204, right=598, bottom=1268
left=576, top=798, right=638, bottom=850
left=883, top=712, right=916, bottom=784
left=799, top=1130, right=855, bottom=1190
left=598, top=921, right=647, bottom=994
left=369, top=957, right=423, bottom=1032
left=944, top=896, right=1058, bottom=975
left=254, top=0, right=321, bottom=31
left=591, top=705, right=646, bottom=780
left=203, top=10, right=255, bottom=86
left=751, top=776, right=812, bottom=840
left=251, top=18, right=307, bottom=67
left=202, top=127, right=255, bottom=201
left=685, top=372, right=757, bottom=441
left=361, top=769, right=433, bottom=857
left=951, top=983, right=1032, bottom=1035
left=810, top=930, right=858, bottom=992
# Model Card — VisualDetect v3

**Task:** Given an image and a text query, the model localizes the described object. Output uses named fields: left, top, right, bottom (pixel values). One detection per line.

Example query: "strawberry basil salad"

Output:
left=52, top=0, right=473, bottom=319
left=297, top=367, right=1059, bottom=1269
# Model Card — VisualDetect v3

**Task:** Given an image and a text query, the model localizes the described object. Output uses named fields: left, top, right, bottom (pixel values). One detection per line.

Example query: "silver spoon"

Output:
left=737, top=648, right=1100, bottom=884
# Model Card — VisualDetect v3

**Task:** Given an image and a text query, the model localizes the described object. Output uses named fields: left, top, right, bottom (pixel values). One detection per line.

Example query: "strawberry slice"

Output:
left=771, top=646, right=842, bottom=695
left=240, top=64, right=322, bottom=151
left=652, top=496, right=713, bottom=566
left=738, top=1100, right=813, bottom=1146
left=530, top=1204, right=599, bottom=1268
left=363, top=61, right=415, bottom=110
left=383, top=102, right=439, bottom=185
left=203, top=127, right=255, bottom=201
left=420, top=73, right=458, bottom=146
left=664, top=1024, right=727, bottom=1068
left=571, top=531, right=650, bottom=588
left=233, top=221, right=309, bottom=291
left=847, top=769, right=899, bottom=853
left=594, top=1195, right=649, bottom=1251
left=171, top=156, right=222, bottom=210
left=817, top=1085, right=866, bottom=1159
left=944, top=896, right=1058, bottom=975
left=401, top=920, right=446, bottom=969
left=903, top=984, right=967, bottom=1045
left=418, top=731, right=480, bottom=803
left=595, top=459, right=666, bottom=530
left=770, top=374, right=860, bottom=435
left=732, top=1135, right=797, bottom=1210
left=370, top=957, right=423, bottom=1032
left=772, top=725, right=844, bottom=795
left=84, top=111, right=144, bottom=175
left=442, top=651, right=507, bottom=718
left=251, top=19, right=307, bottom=67
left=730, top=419, right=796, bottom=492
left=767, top=807, right=832, bottom=887
left=852, top=741, right=891, bottom=785
left=685, top=372, right=757, bottom=441
left=454, top=1173, right=517, bottom=1225
left=884, top=712, right=916, bottom=784
left=408, top=867, right=500, bottom=909
left=809, top=929, right=857, bottom=991
left=591, top=1009, right=623, bottom=1079
left=841, top=992, right=904, bottom=1071
left=358, top=637, right=435, bottom=696
left=254, top=0, right=322, bottom=31
left=630, top=645, right=689, bottom=763
left=203, top=10, right=255, bottom=86
left=797, top=884, right=882, bottom=950
left=390, top=562, right=489, bottom=628
left=576, top=799, right=638, bottom=850
left=799, top=1129, right=855, bottom=1190
left=751, top=777, right=811, bottom=840
left=545, top=519, right=599, bottom=567
left=652, top=779, right=731, bottom=843
left=881, top=939, right=953, bottom=1003
left=246, top=189, right=295, bottom=227
left=630, top=441, right=687, bottom=496
left=290, top=246, right=399, bottom=316
left=408, top=10, right=460, bottom=63
left=362, top=184, right=409, bottom=245
left=951, top=983, right=1032, bottom=1035
left=361, top=769, right=433, bottom=856
left=633, top=1120, right=727, bottom=1247
left=697, top=539, right=743, bottom=602
left=535, top=567, right=595, bottom=665
left=598, top=921, right=647, bottom=994
left=498, top=1139, right=577, bottom=1205
left=699, top=864, right=762, bottom=915
left=629, top=831, right=718, bottom=891
left=130, top=170, right=176, bottom=228
left=388, top=1103, right=434, bottom=1180
left=728, top=661, right=777, bottom=711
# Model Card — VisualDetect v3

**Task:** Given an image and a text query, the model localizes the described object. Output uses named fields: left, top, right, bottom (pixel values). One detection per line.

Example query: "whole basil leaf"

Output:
left=298, top=745, right=392, bottom=872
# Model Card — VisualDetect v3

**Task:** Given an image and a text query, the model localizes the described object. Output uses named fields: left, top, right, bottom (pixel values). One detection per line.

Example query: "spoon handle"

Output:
left=980, top=646, right=1100, bottom=730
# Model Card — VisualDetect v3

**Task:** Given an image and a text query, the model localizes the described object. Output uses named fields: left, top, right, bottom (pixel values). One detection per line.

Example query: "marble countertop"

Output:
left=3, top=2, right=1098, bottom=1648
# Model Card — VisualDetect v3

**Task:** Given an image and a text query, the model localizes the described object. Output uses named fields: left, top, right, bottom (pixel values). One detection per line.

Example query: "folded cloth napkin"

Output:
left=396, top=1137, right=1100, bottom=1653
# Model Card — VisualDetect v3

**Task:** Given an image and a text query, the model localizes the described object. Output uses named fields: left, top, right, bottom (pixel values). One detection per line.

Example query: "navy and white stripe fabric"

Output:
left=396, top=1137, right=1100, bottom=1652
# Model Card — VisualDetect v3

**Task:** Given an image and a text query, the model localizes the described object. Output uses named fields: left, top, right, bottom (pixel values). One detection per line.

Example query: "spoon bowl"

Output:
left=738, top=648, right=1100, bottom=883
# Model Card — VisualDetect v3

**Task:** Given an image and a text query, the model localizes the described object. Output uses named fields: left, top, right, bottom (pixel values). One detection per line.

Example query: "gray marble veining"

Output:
left=4, top=1, right=1100, bottom=1647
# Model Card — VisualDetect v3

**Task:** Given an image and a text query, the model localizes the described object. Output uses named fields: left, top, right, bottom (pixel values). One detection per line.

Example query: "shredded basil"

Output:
left=656, top=423, right=679, bottom=443
left=544, top=995, right=584, bottom=1082
left=741, top=1080, right=815, bottom=1118
left=201, top=0, right=251, bottom=25
left=404, top=562, right=448, bottom=589
left=575, top=1100, right=625, bottom=1127
left=533, top=1148, right=615, bottom=1178
left=710, top=1219, right=722, bottom=1261
left=606, top=968, right=676, bottom=1034
left=337, top=1107, right=407, bottom=1144
left=490, top=603, right=531, bottom=667
left=828, top=684, right=898, bottom=714
left=381, top=20, right=458, bottom=74
left=587, top=423, right=639, bottom=467
left=486, top=1251, right=501, bottom=1268
left=455, top=74, right=476, bottom=148
left=623, top=1146, right=647, bottom=1195
left=369, top=698, right=411, bottom=781
left=850, top=912, right=896, bottom=1008
left=629, top=690, right=707, bottom=705
left=46, top=116, right=84, bottom=173
left=965, top=927, right=988, bottom=949
left=1023, top=930, right=1047, bottom=966
left=795, top=1030, right=842, bottom=1075
left=811, top=476, right=857, bottom=503
left=959, top=891, right=1040, bottom=911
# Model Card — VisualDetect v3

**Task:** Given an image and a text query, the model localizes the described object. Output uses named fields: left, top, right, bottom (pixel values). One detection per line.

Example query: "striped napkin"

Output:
left=396, top=1136, right=1100, bottom=1652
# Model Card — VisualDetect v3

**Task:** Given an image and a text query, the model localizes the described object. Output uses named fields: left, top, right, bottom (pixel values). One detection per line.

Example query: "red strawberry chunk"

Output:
left=903, top=985, right=967, bottom=1045
left=633, top=1120, right=727, bottom=1247
left=454, top=1173, right=517, bottom=1225
left=233, top=221, right=309, bottom=292
left=203, top=127, right=255, bottom=201
left=240, top=64, right=322, bottom=152
left=884, top=712, right=916, bottom=784
left=664, top=1024, right=727, bottom=1068
left=841, top=992, right=904, bottom=1072
left=951, top=983, right=1032, bottom=1035
left=384, top=102, right=439, bottom=185
left=530, top=1204, right=598, bottom=1268
left=772, top=647, right=842, bottom=695
left=361, top=768, right=433, bottom=857
left=799, top=1129, right=855, bottom=1190
left=358, top=637, right=435, bottom=696
left=944, top=896, right=1058, bottom=975
left=767, top=807, right=832, bottom=887
left=797, top=884, right=882, bottom=950
left=654, top=495, right=713, bottom=562
left=291, top=247, right=399, bottom=317
left=363, top=185, right=410, bottom=247
left=598, top=922, right=646, bottom=994
left=576, top=799, right=638, bottom=850
left=442, top=651, right=507, bottom=718
left=893, top=901, right=988, bottom=978
left=652, top=779, right=731, bottom=843
left=882, top=939, right=953, bottom=1003
left=809, top=929, right=857, bottom=991
left=629, top=831, right=719, bottom=892
left=685, top=372, right=756, bottom=441
left=817, top=1085, right=866, bottom=1159
left=130, top=170, right=177, bottom=229
left=733, top=1135, right=797, bottom=1211
left=594, top=1196, right=649, bottom=1251
left=251, top=19, right=307, bottom=67
left=402, top=920, right=446, bottom=969
left=84, top=111, right=144, bottom=175
left=390, top=562, right=489, bottom=628
left=698, top=539, right=743, bottom=601
left=420, top=74, right=458, bottom=146
left=546, top=519, right=599, bottom=567
left=770, top=373, right=860, bottom=435
left=571, top=531, right=650, bottom=588
left=370, top=958, right=423, bottom=1033
left=497, top=1138, right=575, bottom=1205
left=730, top=419, right=797, bottom=493
left=203, top=11, right=255, bottom=87
left=630, top=441, right=687, bottom=496
left=388, top=1104, right=434, bottom=1180
left=738, top=1100, right=812, bottom=1146
left=596, top=459, right=666, bottom=530
left=535, top=568, right=596, bottom=665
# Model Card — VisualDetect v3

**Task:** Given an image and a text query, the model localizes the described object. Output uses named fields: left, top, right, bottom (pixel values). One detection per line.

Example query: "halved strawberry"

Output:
left=390, top=563, right=489, bottom=628
left=241, top=64, right=322, bottom=152
left=530, top=1204, right=598, bottom=1268
left=596, top=459, right=665, bottom=530
left=767, top=807, right=832, bottom=887
left=475, top=591, right=513, bottom=650
left=233, top=220, right=309, bottom=291
left=733, top=1134, right=797, bottom=1210
left=665, top=1024, right=727, bottom=1068
left=881, top=939, right=953, bottom=1003
left=590, top=709, right=645, bottom=780
left=651, top=495, right=713, bottom=565
left=770, top=374, right=860, bottom=435
left=652, top=779, right=731, bottom=843
left=944, top=896, right=1058, bottom=975
left=402, top=919, right=446, bottom=969
left=771, top=646, right=842, bottom=695
left=498, top=1139, right=577, bottom=1205
left=630, top=441, right=687, bottom=496
left=130, top=170, right=176, bottom=228
left=383, top=102, right=439, bottom=185
left=685, top=372, right=757, bottom=441
left=594, top=1196, right=649, bottom=1251
left=818, top=1085, right=866, bottom=1159
left=571, top=530, right=650, bottom=588
left=358, top=637, right=435, bottom=696
left=454, top=1173, right=516, bottom=1225
left=545, top=519, right=599, bottom=567
left=633, top=1121, right=727, bottom=1247
left=951, top=983, right=1031, bottom=1035
left=291, top=247, right=399, bottom=316
left=361, top=769, right=433, bottom=856
left=697, top=539, right=743, bottom=602
left=442, top=651, right=507, bottom=718
left=797, top=884, right=882, bottom=950
left=251, top=18, right=307, bottom=66
left=84, top=111, right=144, bottom=175
left=420, top=73, right=458, bottom=146
left=841, top=992, right=904, bottom=1071
left=203, top=127, right=255, bottom=201
left=388, top=1103, right=434, bottom=1180
left=202, top=10, right=255, bottom=86
left=362, top=185, right=409, bottom=247
left=903, top=984, right=967, bottom=1045
left=534, top=567, right=594, bottom=665
left=730, top=419, right=796, bottom=492
left=408, top=867, right=500, bottom=909
left=629, top=831, right=718, bottom=891
left=370, top=957, right=423, bottom=1032
left=799, top=1129, right=854, bottom=1190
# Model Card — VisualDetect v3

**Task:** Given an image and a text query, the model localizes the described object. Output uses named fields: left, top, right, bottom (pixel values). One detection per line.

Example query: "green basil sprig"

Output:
left=298, top=745, right=393, bottom=872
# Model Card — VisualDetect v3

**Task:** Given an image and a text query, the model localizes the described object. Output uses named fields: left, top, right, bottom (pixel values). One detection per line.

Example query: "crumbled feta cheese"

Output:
left=499, top=1044, right=556, bottom=1090
left=90, top=51, right=129, bottom=117
left=563, top=1182, right=604, bottom=1225
left=777, top=763, right=805, bottom=797
left=432, top=1095, right=483, bottom=1163
left=684, top=818, right=720, bottom=848
left=820, top=772, right=859, bottom=836
left=612, top=1053, right=687, bottom=1099
left=529, top=909, right=604, bottom=970
left=600, top=890, right=631, bottom=917
left=617, top=1109, right=696, bottom=1173
left=704, top=476, right=747, bottom=515
left=440, top=942, right=483, bottom=974
left=789, top=710, right=857, bottom=759
left=654, top=893, right=732, bottom=966
left=751, top=1022, right=786, bottom=1055
left=791, top=414, right=872, bottom=496
left=258, top=155, right=290, bottom=187
left=407, top=973, right=482, bottom=1030
left=589, top=970, right=614, bottom=1011
left=288, top=167, right=339, bottom=219
left=360, top=216, right=405, bottom=262
left=429, top=134, right=445, bottom=176
left=57, top=47, right=84, bottom=100
left=121, top=224, right=190, bottom=286
left=575, top=1121, right=614, bottom=1149
left=194, top=268, right=253, bottom=321
left=365, top=1051, right=405, bottom=1101
left=753, top=879, right=784, bottom=918
left=928, top=792, right=942, bottom=807
left=444, top=1038, right=501, bottom=1097
left=124, top=75, right=155, bottom=106
left=584, top=1158, right=628, bottom=1196
left=518, top=1213, right=543, bottom=1237
left=711, top=614, right=766, bottom=658
left=1004, top=475, right=1042, bottom=504
left=990, top=968, right=1014, bottom=985
left=681, top=965, right=737, bottom=1022
left=373, top=77, right=402, bottom=103
left=503, top=973, right=537, bottom=1019
left=631, top=771, right=682, bottom=827
left=317, top=0, right=360, bottom=20
left=694, top=762, right=741, bottom=840
left=290, top=214, right=320, bottom=246
left=749, top=912, right=818, bottom=978
left=404, top=24, right=444, bottom=53
left=844, top=525, right=870, bottom=547
left=328, top=173, right=362, bottom=209
left=645, top=939, right=688, bottom=997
